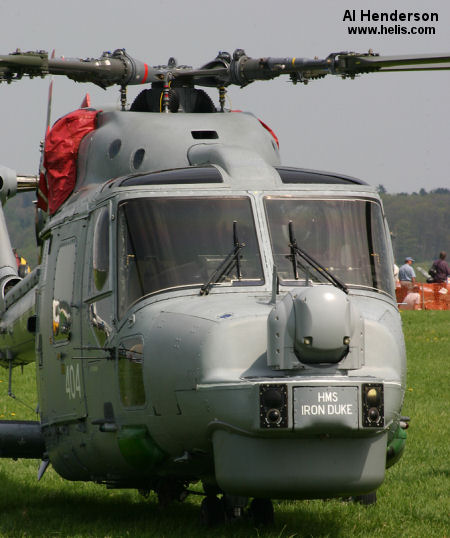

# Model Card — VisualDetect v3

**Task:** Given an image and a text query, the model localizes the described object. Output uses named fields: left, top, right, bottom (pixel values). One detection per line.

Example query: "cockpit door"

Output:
left=37, top=223, right=88, bottom=425
left=80, top=204, right=117, bottom=419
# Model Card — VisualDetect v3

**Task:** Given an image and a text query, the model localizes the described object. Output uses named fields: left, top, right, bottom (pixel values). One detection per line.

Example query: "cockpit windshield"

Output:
left=117, top=197, right=264, bottom=317
left=264, top=197, right=394, bottom=296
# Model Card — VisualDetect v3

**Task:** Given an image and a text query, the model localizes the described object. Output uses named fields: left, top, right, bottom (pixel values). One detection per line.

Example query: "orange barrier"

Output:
left=396, top=282, right=450, bottom=310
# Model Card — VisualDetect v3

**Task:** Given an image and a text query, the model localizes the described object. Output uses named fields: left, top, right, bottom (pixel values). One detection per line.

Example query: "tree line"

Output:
left=379, top=187, right=450, bottom=265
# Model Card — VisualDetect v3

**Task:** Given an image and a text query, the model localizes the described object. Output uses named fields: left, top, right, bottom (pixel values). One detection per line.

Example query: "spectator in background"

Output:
left=400, top=284, right=421, bottom=310
left=430, top=251, right=450, bottom=284
left=398, top=256, right=416, bottom=293
left=13, top=248, right=20, bottom=269
left=13, top=248, right=30, bottom=278
left=393, top=263, right=399, bottom=283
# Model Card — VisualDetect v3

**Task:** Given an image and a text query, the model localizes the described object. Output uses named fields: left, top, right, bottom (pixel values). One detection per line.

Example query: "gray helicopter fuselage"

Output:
left=76, top=109, right=281, bottom=188
left=1, top=108, right=406, bottom=499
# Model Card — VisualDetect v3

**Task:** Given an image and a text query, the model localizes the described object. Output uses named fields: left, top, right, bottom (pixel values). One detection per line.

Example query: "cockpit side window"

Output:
left=87, top=205, right=114, bottom=346
left=117, top=196, right=264, bottom=317
left=91, top=206, right=110, bottom=293
left=52, top=240, right=76, bottom=343
left=118, top=335, right=146, bottom=407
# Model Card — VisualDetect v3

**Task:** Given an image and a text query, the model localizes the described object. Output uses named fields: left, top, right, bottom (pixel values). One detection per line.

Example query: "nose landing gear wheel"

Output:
left=200, top=496, right=226, bottom=527
left=353, top=491, right=377, bottom=505
left=249, top=498, right=274, bottom=526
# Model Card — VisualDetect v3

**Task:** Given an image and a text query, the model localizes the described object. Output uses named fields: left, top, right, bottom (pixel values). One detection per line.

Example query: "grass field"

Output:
left=0, top=311, right=448, bottom=537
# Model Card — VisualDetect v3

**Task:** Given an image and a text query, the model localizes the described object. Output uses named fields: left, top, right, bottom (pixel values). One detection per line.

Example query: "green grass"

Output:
left=0, top=311, right=449, bottom=537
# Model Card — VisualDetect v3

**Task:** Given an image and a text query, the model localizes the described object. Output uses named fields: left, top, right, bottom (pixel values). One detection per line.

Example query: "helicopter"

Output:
left=0, top=48, right=449, bottom=526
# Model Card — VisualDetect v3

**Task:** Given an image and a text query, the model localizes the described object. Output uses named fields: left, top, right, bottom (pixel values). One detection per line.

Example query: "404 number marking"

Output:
left=65, top=364, right=82, bottom=399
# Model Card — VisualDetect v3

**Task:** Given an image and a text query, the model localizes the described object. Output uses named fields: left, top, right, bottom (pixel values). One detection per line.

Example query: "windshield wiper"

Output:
left=288, top=220, right=348, bottom=294
left=200, top=221, right=245, bottom=296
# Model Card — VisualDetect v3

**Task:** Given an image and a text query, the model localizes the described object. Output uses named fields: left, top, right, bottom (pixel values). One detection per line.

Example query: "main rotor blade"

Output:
left=1, top=49, right=449, bottom=89
left=338, top=53, right=450, bottom=73
left=231, top=52, right=450, bottom=85
left=0, top=49, right=163, bottom=88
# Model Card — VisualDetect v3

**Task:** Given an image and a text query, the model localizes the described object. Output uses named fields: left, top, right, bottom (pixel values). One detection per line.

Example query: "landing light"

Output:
left=362, top=383, right=384, bottom=428
left=366, top=387, right=379, bottom=405
left=259, top=384, right=288, bottom=429
left=266, top=409, right=282, bottom=425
